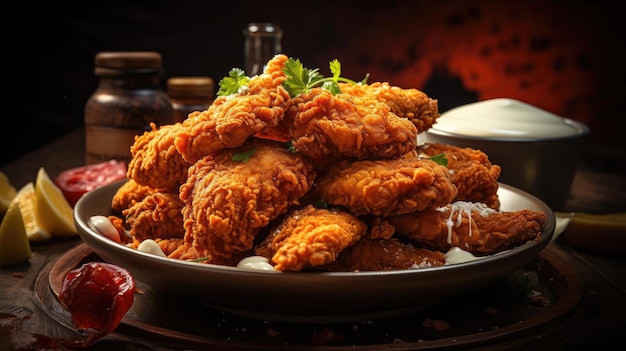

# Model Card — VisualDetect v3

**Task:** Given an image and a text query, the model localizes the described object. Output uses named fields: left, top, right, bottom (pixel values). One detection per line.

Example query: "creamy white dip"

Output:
left=431, top=98, right=580, bottom=139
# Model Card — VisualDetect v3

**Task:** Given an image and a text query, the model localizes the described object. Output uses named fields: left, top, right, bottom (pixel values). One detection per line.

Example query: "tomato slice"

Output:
left=54, top=160, right=127, bottom=207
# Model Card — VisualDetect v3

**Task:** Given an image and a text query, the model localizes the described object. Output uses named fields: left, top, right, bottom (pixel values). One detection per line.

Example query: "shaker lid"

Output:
left=95, top=51, right=163, bottom=68
left=167, top=77, right=215, bottom=97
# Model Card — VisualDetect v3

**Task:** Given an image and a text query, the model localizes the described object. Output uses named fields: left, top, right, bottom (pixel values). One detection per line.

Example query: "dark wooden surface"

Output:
left=1, top=128, right=625, bottom=350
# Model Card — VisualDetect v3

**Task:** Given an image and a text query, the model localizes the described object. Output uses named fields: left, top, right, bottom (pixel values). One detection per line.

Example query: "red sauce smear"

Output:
left=58, top=262, right=135, bottom=347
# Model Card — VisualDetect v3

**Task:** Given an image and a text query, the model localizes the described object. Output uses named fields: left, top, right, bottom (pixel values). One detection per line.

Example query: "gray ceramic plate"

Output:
left=74, top=180, right=555, bottom=323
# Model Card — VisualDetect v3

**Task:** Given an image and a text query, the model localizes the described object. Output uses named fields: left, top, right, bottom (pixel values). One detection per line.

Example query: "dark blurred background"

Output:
left=5, top=0, right=624, bottom=167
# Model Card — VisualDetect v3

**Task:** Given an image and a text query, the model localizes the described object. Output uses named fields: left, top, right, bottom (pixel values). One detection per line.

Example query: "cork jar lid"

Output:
left=167, top=77, right=215, bottom=98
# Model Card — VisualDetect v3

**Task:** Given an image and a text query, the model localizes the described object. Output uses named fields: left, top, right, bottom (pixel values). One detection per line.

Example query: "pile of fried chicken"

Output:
left=109, top=54, right=546, bottom=272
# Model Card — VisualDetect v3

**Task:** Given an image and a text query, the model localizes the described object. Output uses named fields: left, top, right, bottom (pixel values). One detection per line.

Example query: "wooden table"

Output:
left=1, top=128, right=625, bottom=350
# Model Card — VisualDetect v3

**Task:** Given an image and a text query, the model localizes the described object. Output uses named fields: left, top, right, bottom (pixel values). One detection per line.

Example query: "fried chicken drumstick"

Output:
left=179, top=138, right=316, bottom=259
left=284, top=87, right=418, bottom=171
left=418, top=143, right=502, bottom=209
left=255, top=205, right=367, bottom=272
left=174, top=54, right=291, bottom=164
left=316, top=156, right=458, bottom=217
left=387, top=201, right=546, bottom=254
left=327, top=237, right=446, bottom=272
left=337, top=81, right=440, bottom=133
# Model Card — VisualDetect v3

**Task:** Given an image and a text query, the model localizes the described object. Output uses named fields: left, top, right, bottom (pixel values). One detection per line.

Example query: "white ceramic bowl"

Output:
left=422, top=98, right=590, bottom=210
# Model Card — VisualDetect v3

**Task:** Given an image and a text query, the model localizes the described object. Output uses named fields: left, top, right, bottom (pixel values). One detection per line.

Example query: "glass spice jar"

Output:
left=243, top=23, right=283, bottom=76
left=84, top=51, right=175, bottom=165
left=166, top=76, right=215, bottom=122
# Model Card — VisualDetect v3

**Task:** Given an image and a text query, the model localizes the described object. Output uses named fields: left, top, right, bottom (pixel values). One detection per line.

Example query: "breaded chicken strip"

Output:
left=111, top=179, right=153, bottom=213
left=387, top=201, right=546, bottom=254
left=179, top=138, right=316, bottom=259
left=327, top=237, right=446, bottom=272
left=174, top=54, right=291, bottom=164
left=255, top=205, right=367, bottom=272
left=284, top=87, right=418, bottom=170
left=122, top=191, right=185, bottom=242
left=127, top=122, right=190, bottom=192
left=418, top=143, right=502, bottom=209
left=338, top=82, right=440, bottom=133
left=317, top=157, right=458, bottom=217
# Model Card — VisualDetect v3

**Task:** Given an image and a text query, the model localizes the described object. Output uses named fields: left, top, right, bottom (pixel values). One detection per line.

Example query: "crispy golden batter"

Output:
left=122, top=191, right=185, bottom=242
left=418, top=143, right=502, bottom=208
left=174, top=54, right=291, bottom=164
left=337, top=82, right=440, bottom=133
left=255, top=205, right=367, bottom=272
left=110, top=54, right=549, bottom=273
left=179, top=138, right=316, bottom=259
left=284, top=87, right=418, bottom=170
left=127, top=122, right=190, bottom=192
left=387, top=201, right=546, bottom=254
left=111, top=179, right=153, bottom=213
left=317, top=157, right=458, bottom=217
left=327, top=237, right=446, bottom=271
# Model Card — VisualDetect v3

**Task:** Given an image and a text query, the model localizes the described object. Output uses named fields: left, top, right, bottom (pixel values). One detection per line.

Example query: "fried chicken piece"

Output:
left=127, top=122, right=190, bottom=192
left=326, top=237, right=446, bottom=272
left=174, top=54, right=291, bottom=164
left=284, top=87, right=418, bottom=171
left=179, top=138, right=316, bottom=259
left=387, top=201, right=546, bottom=254
left=122, top=191, right=185, bottom=242
left=418, top=143, right=502, bottom=208
left=111, top=179, right=153, bottom=213
left=255, top=205, right=367, bottom=272
left=316, top=156, right=458, bottom=217
left=338, top=82, right=440, bottom=133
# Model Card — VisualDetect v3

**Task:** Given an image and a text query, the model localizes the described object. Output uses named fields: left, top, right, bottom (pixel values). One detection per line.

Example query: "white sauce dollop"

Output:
left=237, top=256, right=279, bottom=272
left=137, top=239, right=167, bottom=257
left=90, top=215, right=119, bottom=239
left=430, top=98, right=580, bottom=139
left=444, top=247, right=482, bottom=264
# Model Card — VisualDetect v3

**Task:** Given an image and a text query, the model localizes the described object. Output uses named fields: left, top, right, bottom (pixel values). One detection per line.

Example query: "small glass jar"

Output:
left=84, top=51, right=175, bottom=165
left=243, top=23, right=283, bottom=76
left=166, top=76, right=215, bottom=122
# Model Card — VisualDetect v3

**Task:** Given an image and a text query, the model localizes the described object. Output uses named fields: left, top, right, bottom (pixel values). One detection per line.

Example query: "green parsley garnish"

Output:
left=426, top=153, right=448, bottom=167
left=283, top=140, right=298, bottom=153
left=282, top=58, right=369, bottom=97
left=231, top=147, right=256, bottom=162
left=217, top=68, right=250, bottom=96
left=313, top=199, right=329, bottom=209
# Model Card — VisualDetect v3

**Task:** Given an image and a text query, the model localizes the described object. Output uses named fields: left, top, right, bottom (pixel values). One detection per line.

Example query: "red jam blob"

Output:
left=58, top=262, right=135, bottom=346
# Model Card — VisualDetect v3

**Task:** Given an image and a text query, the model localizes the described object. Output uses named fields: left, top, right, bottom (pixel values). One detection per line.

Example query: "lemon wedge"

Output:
left=14, top=182, right=52, bottom=242
left=35, top=167, right=77, bottom=237
left=0, top=171, right=17, bottom=215
left=0, top=200, right=32, bottom=266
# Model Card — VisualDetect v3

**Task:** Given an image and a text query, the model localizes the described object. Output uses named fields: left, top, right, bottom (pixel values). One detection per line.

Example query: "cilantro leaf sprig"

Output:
left=217, top=68, right=250, bottom=96
left=282, top=58, right=369, bottom=97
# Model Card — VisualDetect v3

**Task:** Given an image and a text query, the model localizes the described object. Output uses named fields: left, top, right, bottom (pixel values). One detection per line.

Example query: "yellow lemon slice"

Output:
left=0, top=171, right=17, bottom=215
left=35, top=167, right=77, bottom=237
left=0, top=200, right=32, bottom=266
left=560, top=212, right=626, bottom=255
left=14, top=182, right=52, bottom=242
